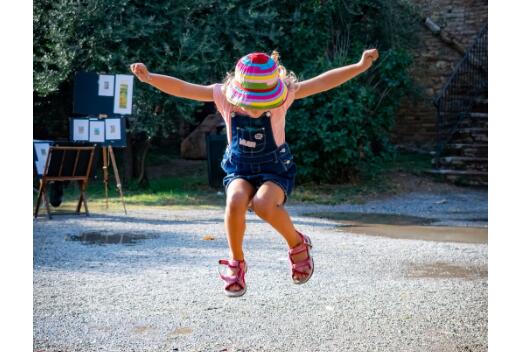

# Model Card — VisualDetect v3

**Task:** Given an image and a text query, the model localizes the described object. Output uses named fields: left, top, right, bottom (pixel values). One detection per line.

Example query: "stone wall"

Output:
left=393, top=0, right=488, bottom=150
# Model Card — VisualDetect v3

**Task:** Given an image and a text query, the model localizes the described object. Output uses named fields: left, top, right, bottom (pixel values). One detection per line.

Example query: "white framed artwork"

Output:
left=113, top=74, right=134, bottom=115
left=33, top=141, right=52, bottom=176
left=72, top=119, right=89, bottom=141
left=89, top=120, right=105, bottom=143
left=98, top=74, right=115, bottom=96
left=105, top=118, right=122, bottom=140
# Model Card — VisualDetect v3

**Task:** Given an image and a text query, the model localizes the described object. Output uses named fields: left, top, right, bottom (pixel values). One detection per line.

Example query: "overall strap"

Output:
left=230, top=111, right=278, bottom=153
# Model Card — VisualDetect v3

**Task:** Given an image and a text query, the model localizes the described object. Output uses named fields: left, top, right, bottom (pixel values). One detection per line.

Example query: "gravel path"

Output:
left=34, top=190, right=487, bottom=352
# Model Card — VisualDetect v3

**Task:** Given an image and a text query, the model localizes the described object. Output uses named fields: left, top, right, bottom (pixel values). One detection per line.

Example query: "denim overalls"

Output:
left=220, top=111, right=297, bottom=203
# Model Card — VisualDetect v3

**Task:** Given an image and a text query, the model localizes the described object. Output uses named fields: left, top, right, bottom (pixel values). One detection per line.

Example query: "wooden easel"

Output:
left=101, top=143, right=127, bottom=215
left=96, top=113, right=127, bottom=214
left=34, top=146, right=95, bottom=219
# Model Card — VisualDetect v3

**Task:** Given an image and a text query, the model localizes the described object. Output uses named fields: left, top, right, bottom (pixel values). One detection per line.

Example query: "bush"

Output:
left=287, top=49, right=413, bottom=182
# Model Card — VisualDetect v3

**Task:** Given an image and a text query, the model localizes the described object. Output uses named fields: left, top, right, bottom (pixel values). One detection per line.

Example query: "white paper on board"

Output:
left=98, top=75, right=115, bottom=96
left=73, top=119, right=90, bottom=141
left=34, top=142, right=51, bottom=163
left=35, top=159, right=47, bottom=175
left=105, top=118, right=122, bottom=140
left=89, top=120, right=105, bottom=143
left=113, top=74, right=134, bottom=115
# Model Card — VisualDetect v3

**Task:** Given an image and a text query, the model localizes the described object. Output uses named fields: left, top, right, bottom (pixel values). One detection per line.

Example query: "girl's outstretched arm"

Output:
left=294, top=49, right=379, bottom=100
left=130, top=63, right=215, bottom=102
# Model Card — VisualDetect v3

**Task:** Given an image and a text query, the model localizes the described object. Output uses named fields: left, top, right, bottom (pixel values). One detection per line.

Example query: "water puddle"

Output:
left=306, top=212, right=437, bottom=225
left=65, top=231, right=159, bottom=245
left=132, top=325, right=153, bottom=334
left=172, top=327, right=193, bottom=335
left=407, top=262, right=487, bottom=280
left=305, top=212, right=487, bottom=243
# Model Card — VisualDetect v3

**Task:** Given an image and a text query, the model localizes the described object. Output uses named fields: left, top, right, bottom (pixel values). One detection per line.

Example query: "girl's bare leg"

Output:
left=224, top=178, right=255, bottom=291
left=251, top=181, right=311, bottom=281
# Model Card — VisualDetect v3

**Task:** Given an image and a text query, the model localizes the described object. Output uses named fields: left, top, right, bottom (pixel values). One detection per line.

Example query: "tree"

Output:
left=34, top=0, right=420, bottom=183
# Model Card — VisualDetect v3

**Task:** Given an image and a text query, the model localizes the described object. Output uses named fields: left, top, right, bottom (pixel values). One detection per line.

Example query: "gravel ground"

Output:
left=34, top=190, right=487, bottom=352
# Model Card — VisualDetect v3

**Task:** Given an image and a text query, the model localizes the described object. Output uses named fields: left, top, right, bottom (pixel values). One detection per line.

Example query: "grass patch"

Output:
left=291, top=178, right=391, bottom=204
left=291, top=151, right=432, bottom=204
left=34, top=151, right=433, bottom=210
left=34, top=175, right=225, bottom=213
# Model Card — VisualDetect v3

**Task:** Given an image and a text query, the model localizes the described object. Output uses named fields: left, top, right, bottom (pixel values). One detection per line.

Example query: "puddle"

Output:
left=407, top=262, right=487, bottom=280
left=132, top=325, right=153, bottom=334
left=172, top=327, right=192, bottom=335
left=306, top=212, right=437, bottom=225
left=65, top=231, right=159, bottom=245
left=305, top=212, right=487, bottom=243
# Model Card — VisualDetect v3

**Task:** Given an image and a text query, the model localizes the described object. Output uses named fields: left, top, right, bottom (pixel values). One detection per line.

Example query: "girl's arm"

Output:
left=130, top=63, right=214, bottom=102
left=294, top=49, right=379, bottom=100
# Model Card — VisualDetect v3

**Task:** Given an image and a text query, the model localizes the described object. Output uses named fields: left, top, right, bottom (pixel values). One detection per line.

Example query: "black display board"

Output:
left=73, top=71, right=134, bottom=116
left=73, top=72, right=115, bottom=116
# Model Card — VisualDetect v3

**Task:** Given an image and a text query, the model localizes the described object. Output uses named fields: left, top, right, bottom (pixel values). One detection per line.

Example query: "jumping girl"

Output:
left=130, top=48, right=379, bottom=297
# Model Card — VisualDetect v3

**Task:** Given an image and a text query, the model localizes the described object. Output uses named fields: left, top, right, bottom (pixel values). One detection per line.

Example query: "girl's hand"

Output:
left=130, top=63, right=151, bottom=83
left=359, top=49, right=379, bottom=69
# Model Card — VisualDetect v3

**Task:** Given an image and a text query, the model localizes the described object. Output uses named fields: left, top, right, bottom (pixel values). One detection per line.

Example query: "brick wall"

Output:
left=393, top=0, right=487, bottom=150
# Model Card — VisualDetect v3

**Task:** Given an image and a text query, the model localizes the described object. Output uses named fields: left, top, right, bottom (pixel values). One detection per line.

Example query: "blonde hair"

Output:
left=223, top=50, right=299, bottom=91
left=270, top=50, right=298, bottom=90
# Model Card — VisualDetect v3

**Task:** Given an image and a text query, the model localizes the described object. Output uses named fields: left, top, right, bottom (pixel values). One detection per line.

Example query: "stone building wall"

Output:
left=393, top=0, right=488, bottom=150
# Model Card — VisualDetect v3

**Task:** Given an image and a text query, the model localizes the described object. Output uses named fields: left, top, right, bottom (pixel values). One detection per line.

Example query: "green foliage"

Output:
left=287, top=49, right=413, bottom=182
left=34, top=0, right=419, bottom=181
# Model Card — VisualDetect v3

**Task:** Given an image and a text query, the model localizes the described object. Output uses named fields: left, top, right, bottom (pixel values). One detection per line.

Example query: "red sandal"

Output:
left=288, top=231, right=314, bottom=284
left=218, top=259, right=247, bottom=297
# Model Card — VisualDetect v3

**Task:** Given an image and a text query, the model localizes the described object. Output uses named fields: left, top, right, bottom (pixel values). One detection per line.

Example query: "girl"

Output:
left=130, top=48, right=379, bottom=297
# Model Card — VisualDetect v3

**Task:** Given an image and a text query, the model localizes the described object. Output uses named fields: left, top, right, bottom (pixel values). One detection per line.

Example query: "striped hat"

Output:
left=225, top=52, right=288, bottom=110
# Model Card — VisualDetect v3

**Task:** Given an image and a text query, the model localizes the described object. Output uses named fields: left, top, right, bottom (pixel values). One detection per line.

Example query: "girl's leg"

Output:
left=251, top=181, right=311, bottom=281
left=224, top=178, right=256, bottom=291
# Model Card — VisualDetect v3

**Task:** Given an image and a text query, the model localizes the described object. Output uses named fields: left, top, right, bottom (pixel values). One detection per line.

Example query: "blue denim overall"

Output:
left=220, top=111, right=297, bottom=203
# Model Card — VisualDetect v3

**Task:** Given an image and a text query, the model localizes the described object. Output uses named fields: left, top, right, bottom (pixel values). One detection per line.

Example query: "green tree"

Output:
left=34, top=0, right=419, bottom=182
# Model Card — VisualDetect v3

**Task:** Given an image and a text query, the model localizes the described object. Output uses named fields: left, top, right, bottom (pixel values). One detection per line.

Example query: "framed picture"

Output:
left=33, top=140, right=53, bottom=176
left=72, top=118, right=89, bottom=141
left=98, top=74, right=115, bottom=96
left=89, top=120, right=105, bottom=143
left=105, top=118, right=122, bottom=140
left=113, top=74, right=134, bottom=115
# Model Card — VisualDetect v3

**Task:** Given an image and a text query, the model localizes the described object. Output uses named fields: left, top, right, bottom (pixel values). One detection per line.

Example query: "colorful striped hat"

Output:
left=225, top=52, right=288, bottom=110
